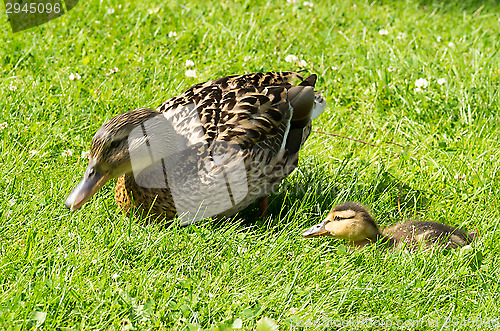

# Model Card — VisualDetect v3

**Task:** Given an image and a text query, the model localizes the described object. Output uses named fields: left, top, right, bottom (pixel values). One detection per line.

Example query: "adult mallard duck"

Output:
left=302, top=202, right=475, bottom=250
left=65, top=71, right=326, bottom=225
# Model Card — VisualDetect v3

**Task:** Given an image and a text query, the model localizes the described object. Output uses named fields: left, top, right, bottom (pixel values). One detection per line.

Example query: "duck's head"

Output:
left=302, top=202, right=380, bottom=244
left=65, top=108, right=160, bottom=211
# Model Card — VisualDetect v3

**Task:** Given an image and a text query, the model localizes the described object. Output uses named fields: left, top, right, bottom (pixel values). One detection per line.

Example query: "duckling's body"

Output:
left=65, top=71, right=326, bottom=224
left=302, top=202, right=474, bottom=250
left=383, top=220, right=473, bottom=249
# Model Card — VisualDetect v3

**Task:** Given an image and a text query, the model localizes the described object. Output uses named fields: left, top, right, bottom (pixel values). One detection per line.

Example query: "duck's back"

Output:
left=156, top=71, right=313, bottom=151
left=383, top=221, right=474, bottom=249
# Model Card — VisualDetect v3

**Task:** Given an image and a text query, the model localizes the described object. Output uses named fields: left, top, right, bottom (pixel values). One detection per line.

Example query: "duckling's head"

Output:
left=65, top=108, right=162, bottom=211
left=302, top=202, right=380, bottom=244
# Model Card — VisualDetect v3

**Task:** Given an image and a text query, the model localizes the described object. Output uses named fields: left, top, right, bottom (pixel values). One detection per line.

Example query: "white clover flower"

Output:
left=436, top=36, right=442, bottom=42
left=148, top=8, right=159, bottom=14
left=414, top=87, right=422, bottom=93
left=81, top=150, right=90, bottom=159
left=8, top=199, right=16, bottom=207
left=107, top=8, right=115, bottom=14
left=106, top=67, right=119, bottom=76
left=454, top=174, right=466, bottom=181
left=185, top=60, right=195, bottom=67
left=298, top=59, right=308, bottom=67
left=289, top=307, right=299, bottom=314
left=111, top=273, right=119, bottom=279
left=8, top=85, right=17, bottom=92
left=396, top=32, right=406, bottom=40
left=378, top=29, right=389, bottom=36
left=331, top=65, right=339, bottom=70
left=29, top=150, right=39, bottom=157
left=185, top=69, right=197, bottom=78
left=61, top=150, right=73, bottom=157
left=448, top=42, right=454, bottom=48
left=287, top=0, right=298, bottom=4
left=0, top=122, right=7, bottom=129
left=415, top=78, right=429, bottom=88
left=285, top=54, right=299, bottom=63
left=232, top=319, right=243, bottom=329
left=95, top=20, right=101, bottom=24
left=388, top=66, right=395, bottom=72
left=437, top=78, right=446, bottom=85
left=168, top=31, right=177, bottom=38
left=303, top=1, right=313, bottom=7
left=69, top=73, right=81, bottom=81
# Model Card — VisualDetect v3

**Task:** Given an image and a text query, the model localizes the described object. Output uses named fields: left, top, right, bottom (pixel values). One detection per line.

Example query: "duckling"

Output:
left=65, top=71, right=326, bottom=225
left=302, top=202, right=475, bottom=250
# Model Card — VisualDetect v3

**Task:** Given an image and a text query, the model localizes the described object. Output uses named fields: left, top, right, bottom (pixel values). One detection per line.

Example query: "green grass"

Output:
left=2, top=0, right=500, bottom=329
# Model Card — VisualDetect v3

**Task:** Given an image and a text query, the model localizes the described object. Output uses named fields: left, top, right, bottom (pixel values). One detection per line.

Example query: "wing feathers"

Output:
left=156, top=71, right=323, bottom=153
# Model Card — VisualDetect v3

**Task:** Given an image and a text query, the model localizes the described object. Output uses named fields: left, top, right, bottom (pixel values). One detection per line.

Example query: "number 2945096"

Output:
left=6, top=2, right=62, bottom=14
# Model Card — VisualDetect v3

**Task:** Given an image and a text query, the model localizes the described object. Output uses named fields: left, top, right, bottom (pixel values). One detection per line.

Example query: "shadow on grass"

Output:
left=221, top=156, right=429, bottom=231
left=124, top=155, right=429, bottom=233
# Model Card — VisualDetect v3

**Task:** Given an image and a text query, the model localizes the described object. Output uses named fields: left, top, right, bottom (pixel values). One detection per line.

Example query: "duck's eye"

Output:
left=334, top=215, right=340, bottom=221
left=110, top=140, right=121, bottom=149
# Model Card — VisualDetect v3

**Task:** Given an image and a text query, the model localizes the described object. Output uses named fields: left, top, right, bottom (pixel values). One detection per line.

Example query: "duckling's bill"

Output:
left=302, top=221, right=330, bottom=238
left=64, top=163, right=111, bottom=211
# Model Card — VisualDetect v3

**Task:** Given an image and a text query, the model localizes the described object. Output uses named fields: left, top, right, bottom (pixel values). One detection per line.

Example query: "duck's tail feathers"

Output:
left=311, top=92, right=327, bottom=120
left=298, top=74, right=327, bottom=120
left=299, top=74, right=317, bottom=87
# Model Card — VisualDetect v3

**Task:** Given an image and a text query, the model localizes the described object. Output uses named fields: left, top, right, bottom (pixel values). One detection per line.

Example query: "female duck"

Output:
left=302, top=202, right=475, bottom=250
left=65, top=71, right=326, bottom=224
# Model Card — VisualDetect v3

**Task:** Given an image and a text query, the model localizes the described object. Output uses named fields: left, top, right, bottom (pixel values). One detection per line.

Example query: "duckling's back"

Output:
left=383, top=221, right=474, bottom=250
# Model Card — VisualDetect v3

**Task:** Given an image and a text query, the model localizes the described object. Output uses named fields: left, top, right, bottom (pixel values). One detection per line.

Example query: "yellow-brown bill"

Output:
left=64, top=163, right=111, bottom=211
left=302, top=221, right=330, bottom=238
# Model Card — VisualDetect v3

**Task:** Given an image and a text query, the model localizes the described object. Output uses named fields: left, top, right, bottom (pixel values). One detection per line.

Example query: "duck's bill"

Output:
left=302, top=221, right=329, bottom=238
left=64, top=166, right=111, bottom=211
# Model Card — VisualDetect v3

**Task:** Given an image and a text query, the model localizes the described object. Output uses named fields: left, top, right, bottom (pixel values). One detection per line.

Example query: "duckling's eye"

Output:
left=333, top=215, right=355, bottom=221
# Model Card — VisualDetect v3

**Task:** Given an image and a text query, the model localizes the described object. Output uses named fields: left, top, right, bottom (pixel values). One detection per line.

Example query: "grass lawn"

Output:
left=2, top=0, right=500, bottom=329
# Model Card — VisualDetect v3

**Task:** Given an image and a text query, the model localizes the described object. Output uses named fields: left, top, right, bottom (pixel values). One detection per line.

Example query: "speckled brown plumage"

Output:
left=62, top=71, right=327, bottom=223
left=115, top=172, right=176, bottom=221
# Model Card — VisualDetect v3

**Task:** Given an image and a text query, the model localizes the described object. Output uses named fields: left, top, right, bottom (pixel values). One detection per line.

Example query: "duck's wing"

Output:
left=157, top=71, right=303, bottom=112
left=216, top=85, right=289, bottom=151
left=156, top=72, right=322, bottom=154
